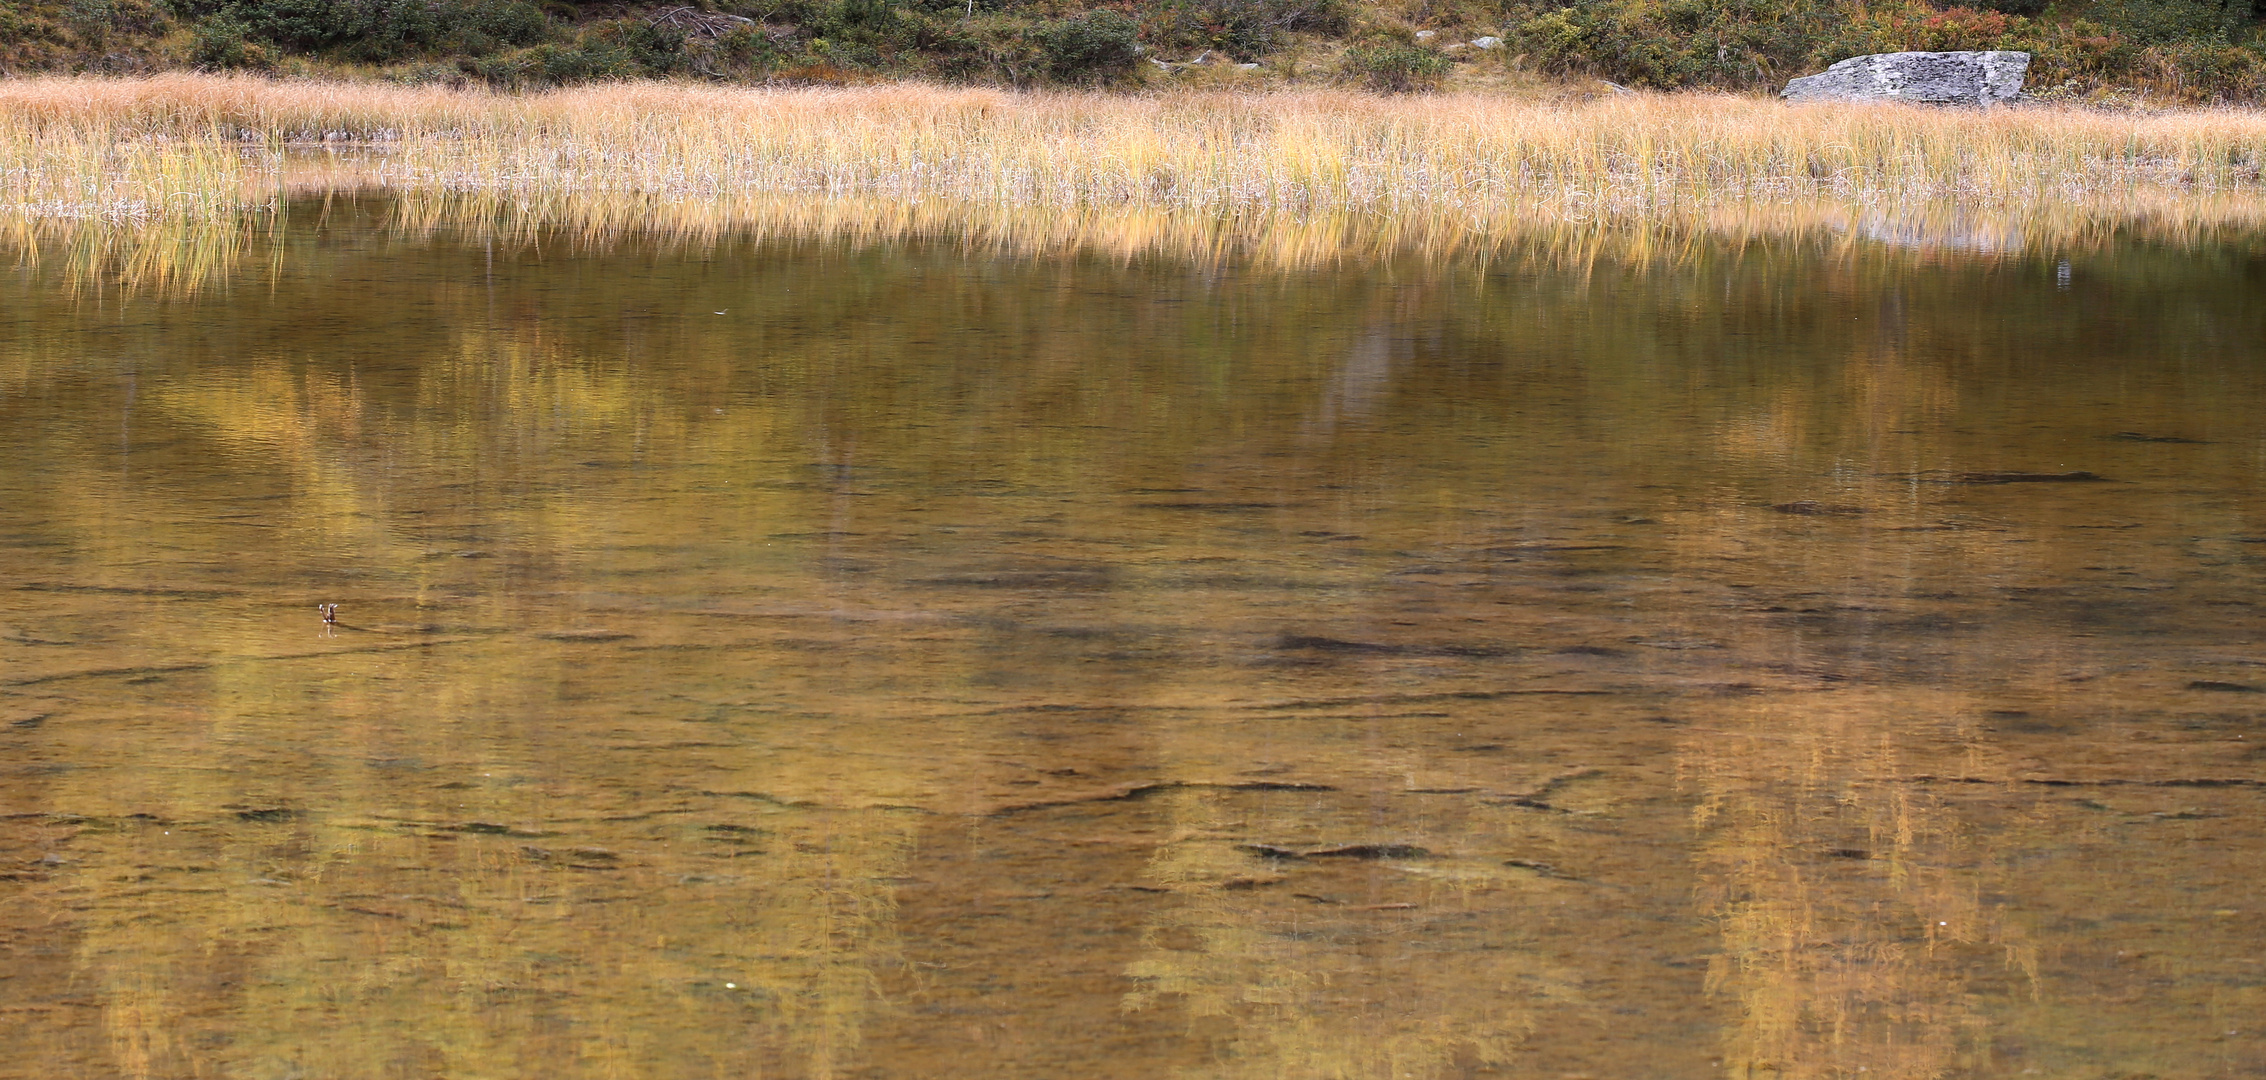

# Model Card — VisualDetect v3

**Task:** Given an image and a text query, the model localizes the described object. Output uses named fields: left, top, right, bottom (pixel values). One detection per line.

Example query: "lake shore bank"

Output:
left=8, top=0, right=2266, bottom=103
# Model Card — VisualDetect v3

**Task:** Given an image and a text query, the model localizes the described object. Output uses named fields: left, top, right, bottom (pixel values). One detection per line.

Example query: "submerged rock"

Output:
left=1945, top=470, right=2106, bottom=484
left=1306, top=843, right=1432, bottom=860
left=1771, top=501, right=1869, bottom=515
left=2108, top=431, right=2209, bottom=444
left=1239, top=842, right=1433, bottom=860
left=1782, top=51, right=2030, bottom=106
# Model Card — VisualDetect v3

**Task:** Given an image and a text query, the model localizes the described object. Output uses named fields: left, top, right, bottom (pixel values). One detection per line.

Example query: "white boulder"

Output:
left=1782, top=51, right=2030, bottom=106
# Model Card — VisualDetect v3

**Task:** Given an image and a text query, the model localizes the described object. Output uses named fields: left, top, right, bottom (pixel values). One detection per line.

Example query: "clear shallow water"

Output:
left=2, top=204, right=2265, bottom=1079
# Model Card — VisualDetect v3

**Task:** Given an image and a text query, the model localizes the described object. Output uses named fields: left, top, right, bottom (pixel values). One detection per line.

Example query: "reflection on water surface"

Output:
left=2, top=203, right=2264, bottom=1080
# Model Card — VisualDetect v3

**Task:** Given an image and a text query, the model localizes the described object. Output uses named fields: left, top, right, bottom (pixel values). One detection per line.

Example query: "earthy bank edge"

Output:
left=5, top=0, right=2266, bottom=103
left=3, top=74, right=2265, bottom=276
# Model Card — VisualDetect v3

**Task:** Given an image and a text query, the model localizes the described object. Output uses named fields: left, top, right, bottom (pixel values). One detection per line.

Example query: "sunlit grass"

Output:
left=4, top=72, right=2265, bottom=280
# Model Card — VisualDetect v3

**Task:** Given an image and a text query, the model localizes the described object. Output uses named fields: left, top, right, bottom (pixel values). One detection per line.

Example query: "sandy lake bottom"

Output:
left=2, top=205, right=2264, bottom=1079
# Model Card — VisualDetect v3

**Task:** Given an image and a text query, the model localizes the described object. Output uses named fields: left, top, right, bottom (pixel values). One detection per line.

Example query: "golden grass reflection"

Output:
left=12, top=185, right=2266, bottom=301
left=1682, top=693, right=2045, bottom=1080
left=33, top=646, right=924, bottom=1079
left=1118, top=785, right=1580, bottom=1080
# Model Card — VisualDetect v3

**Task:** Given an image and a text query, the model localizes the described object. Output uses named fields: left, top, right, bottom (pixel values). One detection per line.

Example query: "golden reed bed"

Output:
left=4, top=72, right=2266, bottom=277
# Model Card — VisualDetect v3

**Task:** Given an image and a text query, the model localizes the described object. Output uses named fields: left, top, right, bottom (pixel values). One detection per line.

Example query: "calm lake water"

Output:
left=3, top=204, right=2264, bottom=1080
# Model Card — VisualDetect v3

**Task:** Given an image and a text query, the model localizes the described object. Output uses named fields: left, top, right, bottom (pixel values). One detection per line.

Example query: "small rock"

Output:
left=1470, top=35, right=1503, bottom=48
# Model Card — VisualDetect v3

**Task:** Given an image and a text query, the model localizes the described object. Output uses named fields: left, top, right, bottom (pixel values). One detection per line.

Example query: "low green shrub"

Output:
left=1148, top=0, right=1348, bottom=61
left=191, top=15, right=275, bottom=68
left=1037, top=9, right=1141, bottom=81
left=1342, top=40, right=1448, bottom=90
left=169, top=0, right=547, bottom=61
left=705, top=23, right=786, bottom=76
left=458, top=18, right=687, bottom=86
left=2079, top=0, right=2260, bottom=44
left=614, top=20, right=690, bottom=72
left=912, top=12, right=1048, bottom=84
left=797, top=0, right=918, bottom=49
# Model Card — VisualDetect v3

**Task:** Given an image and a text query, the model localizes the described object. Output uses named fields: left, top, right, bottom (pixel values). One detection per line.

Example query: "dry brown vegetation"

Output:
left=3, top=73, right=2265, bottom=267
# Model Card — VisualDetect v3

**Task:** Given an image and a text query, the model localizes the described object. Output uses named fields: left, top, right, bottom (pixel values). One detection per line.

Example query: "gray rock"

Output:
left=1782, top=51, right=2029, bottom=106
left=1470, top=35, right=1503, bottom=49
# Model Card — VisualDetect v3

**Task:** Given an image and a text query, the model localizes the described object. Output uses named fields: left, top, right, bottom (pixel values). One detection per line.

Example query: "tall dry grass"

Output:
left=3, top=72, right=2265, bottom=269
